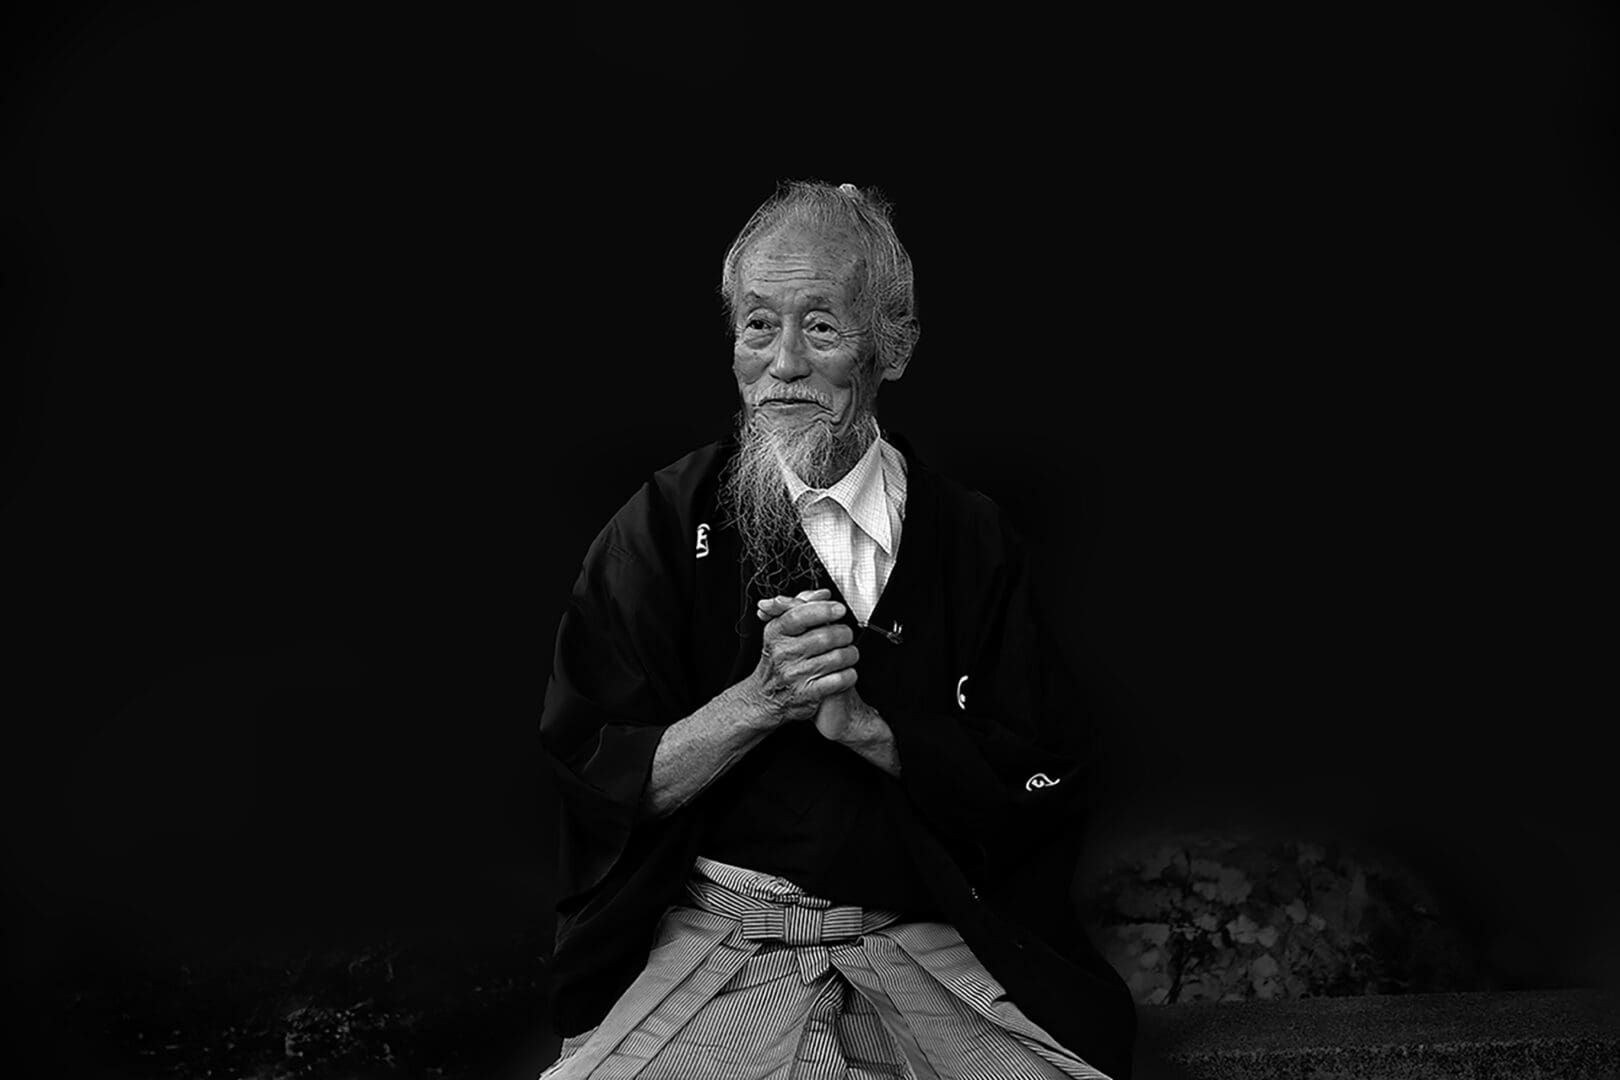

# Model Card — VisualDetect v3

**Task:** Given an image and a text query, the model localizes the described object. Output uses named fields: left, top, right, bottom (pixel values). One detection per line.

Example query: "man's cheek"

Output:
left=733, top=351, right=770, bottom=385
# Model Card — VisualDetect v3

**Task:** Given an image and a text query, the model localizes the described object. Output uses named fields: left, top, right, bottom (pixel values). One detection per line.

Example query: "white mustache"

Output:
left=755, top=389, right=831, bottom=409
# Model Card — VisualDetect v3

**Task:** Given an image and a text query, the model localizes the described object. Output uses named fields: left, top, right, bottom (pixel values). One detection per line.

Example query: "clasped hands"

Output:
left=748, top=587, right=879, bottom=748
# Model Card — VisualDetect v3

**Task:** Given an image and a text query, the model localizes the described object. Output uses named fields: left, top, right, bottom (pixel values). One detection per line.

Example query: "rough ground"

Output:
left=46, top=929, right=554, bottom=1080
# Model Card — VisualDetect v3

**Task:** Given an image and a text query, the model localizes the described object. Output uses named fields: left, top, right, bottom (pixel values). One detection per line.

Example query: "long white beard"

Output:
left=719, top=407, right=878, bottom=598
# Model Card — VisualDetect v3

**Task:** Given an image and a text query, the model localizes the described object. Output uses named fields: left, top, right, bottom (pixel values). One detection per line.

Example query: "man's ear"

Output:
left=879, top=318, right=920, bottom=383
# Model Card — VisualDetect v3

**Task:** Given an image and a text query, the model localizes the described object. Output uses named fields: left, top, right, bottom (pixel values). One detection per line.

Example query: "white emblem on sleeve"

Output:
left=1025, top=772, right=1059, bottom=791
left=955, top=675, right=969, bottom=710
left=695, top=523, right=710, bottom=558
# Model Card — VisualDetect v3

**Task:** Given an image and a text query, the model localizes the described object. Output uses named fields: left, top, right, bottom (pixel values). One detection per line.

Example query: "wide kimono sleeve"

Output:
left=538, top=486, right=693, bottom=904
left=881, top=517, right=1094, bottom=888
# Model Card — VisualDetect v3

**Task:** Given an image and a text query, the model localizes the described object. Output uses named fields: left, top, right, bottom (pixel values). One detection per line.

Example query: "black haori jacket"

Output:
left=538, top=433, right=1137, bottom=1079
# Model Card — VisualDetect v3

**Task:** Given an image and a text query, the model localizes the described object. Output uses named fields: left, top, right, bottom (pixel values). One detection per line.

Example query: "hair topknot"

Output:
left=719, top=180, right=920, bottom=373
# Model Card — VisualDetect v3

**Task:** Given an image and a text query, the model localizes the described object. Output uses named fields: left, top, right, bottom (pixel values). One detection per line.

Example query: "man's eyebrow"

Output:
left=799, top=294, right=843, bottom=313
left=737, top=290, right=845, bottom=313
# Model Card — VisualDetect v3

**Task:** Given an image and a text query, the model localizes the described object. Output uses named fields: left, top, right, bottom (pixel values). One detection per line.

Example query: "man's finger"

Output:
left=807, top=643, right=860, bottom=675
left=802, top=624, right=855, bottom=653
left=776, top=623, right=854, bottom=658
left=758, top=589, right=834, bottom=622
left=756, top=596, right=799, bottom=621
left=774, top=600, right=847, bottom=635
left=804, top=665, right=858, bottom=697
left=756, top=588, right=829, bottom=607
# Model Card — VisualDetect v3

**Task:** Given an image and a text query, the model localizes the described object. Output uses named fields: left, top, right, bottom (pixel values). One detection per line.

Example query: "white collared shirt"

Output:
left=781, top=436, right=907, bottom=626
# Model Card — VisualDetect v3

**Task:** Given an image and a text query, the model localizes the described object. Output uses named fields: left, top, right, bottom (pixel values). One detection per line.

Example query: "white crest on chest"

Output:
left=695, top=523, right=710, bottom=559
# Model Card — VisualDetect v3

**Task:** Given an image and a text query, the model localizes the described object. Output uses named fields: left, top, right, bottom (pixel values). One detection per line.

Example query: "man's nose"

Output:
left=768, top=323, right=811, bottom=380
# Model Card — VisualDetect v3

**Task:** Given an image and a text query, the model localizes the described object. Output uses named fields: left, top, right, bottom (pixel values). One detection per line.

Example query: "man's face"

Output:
left=732, top=225, right=870, bottom=435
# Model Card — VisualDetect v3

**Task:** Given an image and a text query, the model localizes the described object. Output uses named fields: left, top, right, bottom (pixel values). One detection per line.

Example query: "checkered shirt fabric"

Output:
left=781, top=435, right=907, bottom=626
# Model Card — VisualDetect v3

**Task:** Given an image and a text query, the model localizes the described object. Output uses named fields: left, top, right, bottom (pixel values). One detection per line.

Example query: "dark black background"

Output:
left=4, top=0, right=1616, bottom=1073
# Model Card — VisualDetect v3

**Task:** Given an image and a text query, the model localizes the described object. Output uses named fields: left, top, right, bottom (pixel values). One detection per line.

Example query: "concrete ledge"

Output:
left=1134, top=988, right=1620, bottom=1079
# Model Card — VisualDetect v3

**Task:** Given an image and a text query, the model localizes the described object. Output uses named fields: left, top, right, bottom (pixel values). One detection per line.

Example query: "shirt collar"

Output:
left=781, top=435, right=894, bottom=555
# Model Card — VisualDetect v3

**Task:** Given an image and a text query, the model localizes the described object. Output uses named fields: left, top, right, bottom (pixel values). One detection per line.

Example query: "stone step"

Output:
left=1134, top=988, right=1620, bottom=1079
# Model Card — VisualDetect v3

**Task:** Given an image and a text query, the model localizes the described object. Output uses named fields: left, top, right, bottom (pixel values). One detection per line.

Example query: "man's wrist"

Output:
left=842, top=698, right=901, bottom=777
left=731, top=678, right=786, bottom=731
left=840, top=696, right=885, bottom=747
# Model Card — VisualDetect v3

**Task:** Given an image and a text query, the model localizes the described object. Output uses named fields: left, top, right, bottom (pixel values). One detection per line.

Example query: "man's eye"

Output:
left=805, top=322, right=839, bottom=340
left=744, top=318, right=773, bottom=332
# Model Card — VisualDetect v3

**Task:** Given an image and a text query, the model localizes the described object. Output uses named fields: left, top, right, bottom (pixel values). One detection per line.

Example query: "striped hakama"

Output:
left=540, top=857, right=1111, bottom=1080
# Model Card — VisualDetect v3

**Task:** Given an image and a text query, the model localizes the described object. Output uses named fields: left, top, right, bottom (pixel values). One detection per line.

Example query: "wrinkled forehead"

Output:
left=733, top=224, right=867, bottom=305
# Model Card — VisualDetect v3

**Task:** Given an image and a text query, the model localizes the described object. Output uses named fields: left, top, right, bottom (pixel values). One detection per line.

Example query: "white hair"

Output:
left=719, top=404, right=879, bottom=599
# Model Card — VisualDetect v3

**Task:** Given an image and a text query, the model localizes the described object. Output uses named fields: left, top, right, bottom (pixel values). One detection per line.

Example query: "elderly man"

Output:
left=538, top=181, right=1135, bottom=1079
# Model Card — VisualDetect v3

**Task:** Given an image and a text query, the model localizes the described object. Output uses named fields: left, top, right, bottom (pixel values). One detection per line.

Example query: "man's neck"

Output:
left=781, top=430, right=884, bottom=500
left=775, top=416, right=879, bottom=492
